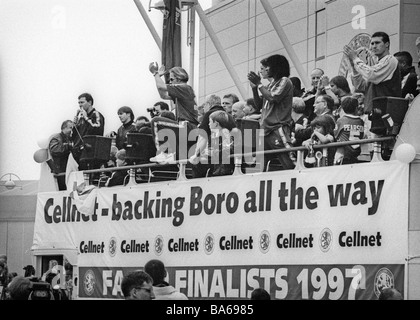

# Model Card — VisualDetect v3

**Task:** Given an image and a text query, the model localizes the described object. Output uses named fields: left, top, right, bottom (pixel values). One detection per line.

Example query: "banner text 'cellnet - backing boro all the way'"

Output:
left=33, top=161, right=408, bottom=300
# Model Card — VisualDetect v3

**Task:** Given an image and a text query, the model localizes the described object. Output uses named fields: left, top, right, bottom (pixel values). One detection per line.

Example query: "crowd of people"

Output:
left=0, top=255, right=68, bottom=300
left=1, top=253, right=404, bottom=300
left=120, top=258, right=273, bottom=300
left=0, top=256, right=74, bottom=301
left=120, top=258, right=272, bottom=300
left=46, top=31, right=420, bottom=191
left=0, top=255, right=270, bottom=300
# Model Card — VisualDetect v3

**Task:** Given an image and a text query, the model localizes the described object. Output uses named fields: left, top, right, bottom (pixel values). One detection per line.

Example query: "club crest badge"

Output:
left=319, top=228, right=333, bottom=252
left=83, top=269, right=96, bottom=296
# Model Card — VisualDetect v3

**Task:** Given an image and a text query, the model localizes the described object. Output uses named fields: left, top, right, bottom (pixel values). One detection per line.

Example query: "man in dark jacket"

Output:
left=72, top=93, right=105, bottom=165
left=49, top=120, right=74, bottom=190
left=107, top=106, right=136, bottom=150
left=394, top=51, right=418, bottom=99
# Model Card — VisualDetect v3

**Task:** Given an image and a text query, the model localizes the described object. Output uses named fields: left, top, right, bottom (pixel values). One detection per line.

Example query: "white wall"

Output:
left=401, top=0, right=420, bottom=73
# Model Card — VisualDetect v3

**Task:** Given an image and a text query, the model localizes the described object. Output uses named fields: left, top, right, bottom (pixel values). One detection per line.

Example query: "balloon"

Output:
left=37, top=137, right=50, bottom=149
left=37, top=134, right=54, bottom=149
left=33, top=149, right=48, bottom=163
left=395, top=143, right=416, bottom=164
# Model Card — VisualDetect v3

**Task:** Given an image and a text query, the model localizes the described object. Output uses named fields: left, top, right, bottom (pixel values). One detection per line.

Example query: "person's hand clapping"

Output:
left=320, top=75, right=330, bottom=88
left=343, top=45, right=357, bottom=61
left=158, top=64, right=166, bottom=76
left=247, top=71, right=261, bottom=86
left=317, top=78, right=324, bottom=91
left=149, top=62, right=159, bottom=74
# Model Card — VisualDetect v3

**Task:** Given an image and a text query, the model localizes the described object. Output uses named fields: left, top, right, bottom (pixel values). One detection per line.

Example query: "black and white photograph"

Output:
left=1, top=0, right=419, bottom=310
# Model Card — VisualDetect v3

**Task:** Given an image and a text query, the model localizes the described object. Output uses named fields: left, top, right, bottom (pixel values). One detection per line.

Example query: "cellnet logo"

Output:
left=79, top=240, right=105, bottom=254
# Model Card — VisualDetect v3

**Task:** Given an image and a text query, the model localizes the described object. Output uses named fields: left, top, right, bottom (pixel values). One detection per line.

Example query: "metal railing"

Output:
left=54, top=136, right=395, bottom=187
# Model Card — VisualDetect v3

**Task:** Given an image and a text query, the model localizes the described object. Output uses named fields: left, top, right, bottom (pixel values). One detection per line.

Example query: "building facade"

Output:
left=0, top=181, right=38, bottom=276
left=198, top=0, right=420, bottom=102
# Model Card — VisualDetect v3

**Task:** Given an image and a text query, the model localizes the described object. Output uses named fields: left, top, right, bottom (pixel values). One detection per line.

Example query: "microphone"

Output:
left=72, top=124, right=85, bottom=148
left=77, top=108, right=84, bottom=121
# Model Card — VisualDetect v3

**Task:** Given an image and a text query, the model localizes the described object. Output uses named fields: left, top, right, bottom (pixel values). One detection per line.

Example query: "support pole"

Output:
left=126, top=168, right=138, bottom=186
left=259, top=0, right=310, bottom=89
left=177, top=161, right=188, bottom=181
left=294, top=150, right=305, bottom=170
left=371, top=141, right=384, bottom=162
left=195, top=1, right=248, bottom=100
left=188, top=6, right=196, bottom=88
left=83, top=173, right=90, bottom=186
left=233, top=156, right=244, bottom=176
left=133, top=0, right=162, bottom=51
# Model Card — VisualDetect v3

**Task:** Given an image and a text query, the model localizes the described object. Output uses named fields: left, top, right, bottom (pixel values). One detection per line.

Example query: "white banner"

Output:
left=33, top=160, right=409, bottom=299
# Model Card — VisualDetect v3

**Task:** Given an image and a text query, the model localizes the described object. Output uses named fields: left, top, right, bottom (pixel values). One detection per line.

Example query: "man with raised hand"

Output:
left=344, top=31, right=401, bottom=113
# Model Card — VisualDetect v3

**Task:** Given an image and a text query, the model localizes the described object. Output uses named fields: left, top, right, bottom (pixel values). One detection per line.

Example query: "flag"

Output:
left=65, top=152, right=80, bottom=190
left=162, top=0, right=182, bottom=83
left=38, top=161, right=58, bottom=192
left=70, top=182, right=97, bottom=216
left=38, top=136, right=58, bottom=192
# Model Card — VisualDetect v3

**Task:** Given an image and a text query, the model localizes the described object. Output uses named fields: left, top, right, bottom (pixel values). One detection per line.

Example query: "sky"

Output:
left=0, top=0, right=212, bottom=181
